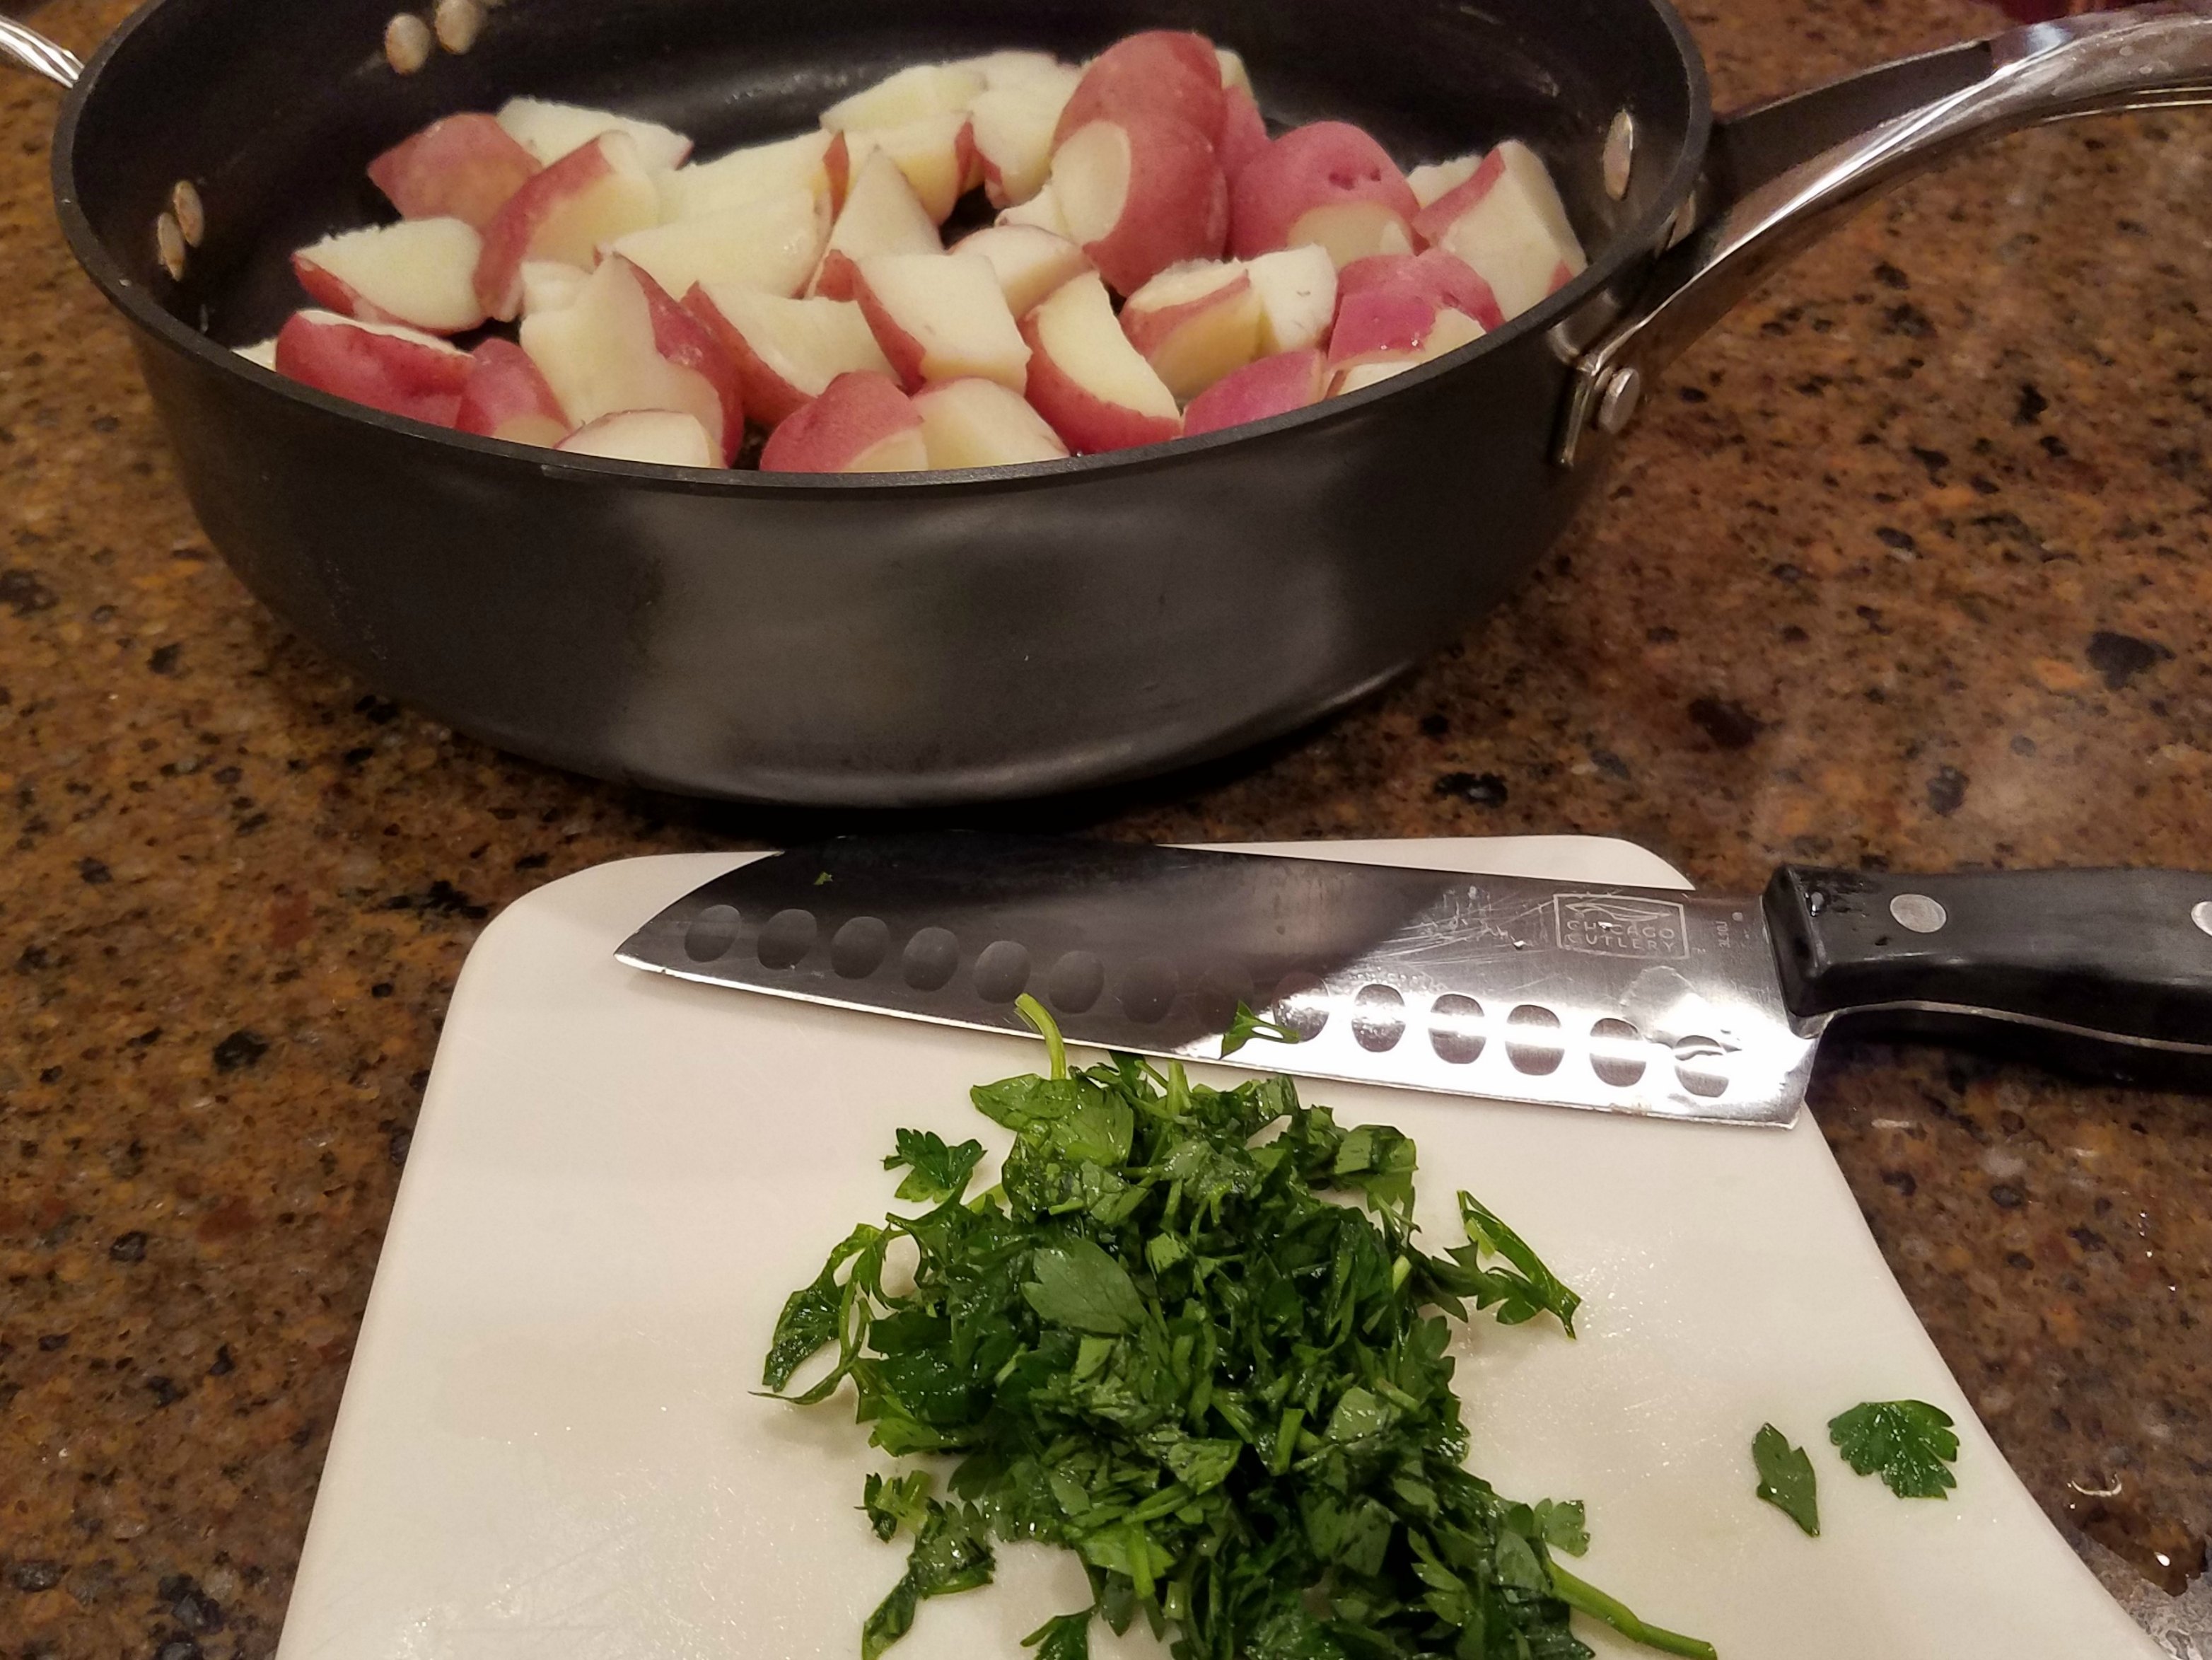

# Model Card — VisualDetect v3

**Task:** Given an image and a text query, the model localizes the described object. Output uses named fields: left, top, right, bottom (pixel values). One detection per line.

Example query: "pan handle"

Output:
left=0, top=16, right=82, bottom=88
left=1557, top=1, right=2212, bottom=464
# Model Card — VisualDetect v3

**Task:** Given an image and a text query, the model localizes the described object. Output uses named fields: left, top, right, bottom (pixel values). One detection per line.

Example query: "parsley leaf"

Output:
left=1752, top=1424, right=1820, bottom=1535
left=1220, top=999, right=1304, bottom=1058
left=883, top=1128, right=986, bottom=1205
left=1828, top=1399, right=1959, bottom=1499
left=769, top=1000, right=1710, bottom=1660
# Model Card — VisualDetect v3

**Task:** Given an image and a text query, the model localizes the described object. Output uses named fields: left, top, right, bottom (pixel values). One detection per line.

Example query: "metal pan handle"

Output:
left=1, top=16, right=82, bottom=88
left=1558, top=1, right=2212, bottom=464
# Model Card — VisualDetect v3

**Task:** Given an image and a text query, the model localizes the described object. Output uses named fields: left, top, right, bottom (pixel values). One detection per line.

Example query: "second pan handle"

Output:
left=1558, top=1, right=2212, bottom=463
left=0, top=16, right=83, bottom=89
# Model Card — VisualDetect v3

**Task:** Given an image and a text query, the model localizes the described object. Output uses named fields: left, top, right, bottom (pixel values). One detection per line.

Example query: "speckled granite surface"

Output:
left=3, top=0, right=2209, bottom=1653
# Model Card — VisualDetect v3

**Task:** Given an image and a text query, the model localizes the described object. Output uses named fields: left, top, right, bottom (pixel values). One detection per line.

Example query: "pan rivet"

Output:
left=1889, top=893, right=1948, bottom=934
left=154, top=211, right=187, bottom=281
left=1595, top=365, right=1642, bottom=434
left=2189, top=900, right=2212, bottom=937
left=1603, top=111, right=1635, bottom=201
left=435, top=0, right=484, bottom=54
left=385, top=12, right=433, bottom=73
left=170, top=182, right=205, bottom=248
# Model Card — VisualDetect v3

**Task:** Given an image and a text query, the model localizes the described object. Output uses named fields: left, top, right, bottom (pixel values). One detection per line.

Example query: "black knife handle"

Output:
left=1762, top=867, right=2212, bottom=1064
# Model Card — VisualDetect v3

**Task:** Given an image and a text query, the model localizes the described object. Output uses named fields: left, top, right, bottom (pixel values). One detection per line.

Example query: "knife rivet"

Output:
left=2192, top=900, right=2212, bottom=938
left=1889, top=893, right=1948, bottom=934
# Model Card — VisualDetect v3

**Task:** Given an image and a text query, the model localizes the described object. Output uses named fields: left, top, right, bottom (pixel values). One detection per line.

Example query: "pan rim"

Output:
left=50, top=0, right=1713, bottom=495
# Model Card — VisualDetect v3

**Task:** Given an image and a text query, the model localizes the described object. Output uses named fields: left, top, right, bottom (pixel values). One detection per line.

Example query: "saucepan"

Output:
left=5, top=0, right=2211, bottom=805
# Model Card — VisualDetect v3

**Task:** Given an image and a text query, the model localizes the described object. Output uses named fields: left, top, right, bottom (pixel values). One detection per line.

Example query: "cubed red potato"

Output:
left=956, top=50, right=1069, bottom=90
left=656, top=131, right=836, bottom=223
left=274, top=310, right=472, bottom=426
left=810, top=152, right=942, bottom=300
left=1336, top=248, right=1503, bottom=331
left=834, top=114, right=978, bottom=224
left=950, top=224, right=1093, bottom=319
left=1182, top=346, right=1326, bottom=436
left=1216, top=86, right=1270, bottom=186
left=1408, top=153, right=1481, bottom=209
left=688, top=286, right=895, bottom=427
left=851, top=252, right=1029, bottom=393
left=997, top=182, right=1073, bottom=238
left=969, top=64, right=1082, bottom=207
left=1020, top=270, right=1182, bottom=453
left=759, top=371, right=929, bottom=473
left=519, top=255, right=742, bottom=461
left=1411, top=140, right=1587, bottom=319
left=1215, top=47, right=1252, bottom=97
left=557, top=410, right=723, bottom=467
left=475, top=132, right=661, bottom=321
left=912, top=377, right=1069, bottom=468
left=1329, top=307, right=1486, bottom=395
left=368, top=114, right=541, bottom=232
left=292, top=218, right=487, bottom=335
left=519, top=260, right=590, bottom=317
left=495, top=97, right=692, bottom=172
left=610, top=186, right=829, bottom=301
left=1051, top=113, right=1228, bottom=296
left=1230, top=121, right=1419, bottom=265
left=455, top=339, right=570, bottom=447
left=1327, top=286, right=1445, bottom=369
left=820, top=63, right=986, bottom=132
left=1119, top=260, right=1262, bottom=402
left=1052, top=31, right=1225, bottom=150
left=1245, top=244, right=1338, bottom=354
left=234, top=339, right=279, bottom=371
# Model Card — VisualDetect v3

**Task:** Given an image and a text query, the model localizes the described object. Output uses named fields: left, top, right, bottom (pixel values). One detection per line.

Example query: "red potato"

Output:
left=274, top=310, right=472, bottom=426
left=610, top=186, right=829, bottom=301
left=368, top=114, right=540, bottom=231
left=1051, top=114, right=1228, bottom=297
left=1182, top=346, right=1326, bottom=435
left=519, top=255, right=742, bottom=461
left=495, top=97, right=692, bottom=172
left=1245, top=244, right=1337, bottom=354
left=1326, top=286, right=1441, bottom=368
left=996, top=182, right=1072, bottom=238
left=820, top=63, right=986, bottom=132
left=1336, top=248, right=1503, bottom=331
left=557, top=410, right=722, bottom=467
left=1329, top=306, right=1485, bottom=395
left=1216, top=48, right=1252, bottom=97
left=687, top=286, right=895, bottom=427
left=958, top=50, right=1069, bottom=89
left=292, top=217, right=487, bottom=335
left=475, top=132, right=660, bottom=321
left=950, top=224, right=1092, bottom=319
left=912, top=377, right=1070, bottom=468
left=1119, top=260, right=1262, bottom=402
left=759, top=371, right=929, bottom=472
left=1230, top=121, right=1419, bottom=265
left=1408, top=153, right=1481, bottom=209
left=234, top=339, right=279, bottom=371
left=656, top=131, right=835, bottom=223
left=519, top=260, right=590, bottom=317
left=852, top=253, right=1029, bottom=393
left=454, top=339, right=569, bottom=447
left=1216, top=86, right=1270, bottom=186
left=1020, top=270, right=1182, bottom=453
left=1052, top=31, right=1225, bottom=149
left=810, top=152, right=941, bottom=300
left=969, top=64, right=1082, bottom=207
left=836, top=115, right=978, bottom=224
left=1411, top=140, right=1588, bottom=318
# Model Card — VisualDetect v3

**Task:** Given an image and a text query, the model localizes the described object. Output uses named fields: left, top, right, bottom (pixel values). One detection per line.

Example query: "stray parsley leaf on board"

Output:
left=764, top=999, right=1716, bottom=1660
left=1828, top=1400, right=1960, bottom=1499
left=1751, top=1424, right=1819, bottom=1536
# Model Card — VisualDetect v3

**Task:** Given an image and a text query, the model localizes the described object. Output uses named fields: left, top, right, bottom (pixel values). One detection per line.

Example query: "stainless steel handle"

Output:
left=0, top=16, right=82, bottom=88
left=1558, top=1, right=2212, bottom=464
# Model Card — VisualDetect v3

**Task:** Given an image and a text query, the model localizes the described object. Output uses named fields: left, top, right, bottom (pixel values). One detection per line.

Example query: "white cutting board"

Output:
left=275, top=840, right=2155, bottom=1660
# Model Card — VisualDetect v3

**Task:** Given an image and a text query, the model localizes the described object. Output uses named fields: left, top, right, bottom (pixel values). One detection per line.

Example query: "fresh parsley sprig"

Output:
left=1829, top=1400, right=1960, bottom=1499
left=766, top=1001, right=1713, bottom=1660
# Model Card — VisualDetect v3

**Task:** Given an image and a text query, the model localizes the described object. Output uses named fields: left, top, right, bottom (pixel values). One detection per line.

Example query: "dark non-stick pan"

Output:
left=6, top=0, right=2211, bottom=805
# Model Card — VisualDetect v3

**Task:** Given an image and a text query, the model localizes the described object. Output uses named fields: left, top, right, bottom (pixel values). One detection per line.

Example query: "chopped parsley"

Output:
left=765, top=997, right=1716, bottom=1660
left=1827, top=1400, right=1960, bottom=1499
left=1751, top=1424, right=1819, bottom=1536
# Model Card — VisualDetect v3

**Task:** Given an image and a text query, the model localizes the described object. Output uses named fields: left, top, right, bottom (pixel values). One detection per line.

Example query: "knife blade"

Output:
left=616, top=835, right=2212, bottom=1125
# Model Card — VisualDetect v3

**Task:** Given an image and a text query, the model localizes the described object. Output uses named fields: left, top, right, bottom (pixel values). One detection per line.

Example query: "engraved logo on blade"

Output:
left=1554, top=895, right=1689, bottom=959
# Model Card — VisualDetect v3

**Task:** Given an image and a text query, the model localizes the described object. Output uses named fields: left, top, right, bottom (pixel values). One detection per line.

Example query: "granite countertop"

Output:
left=2, top=0, right=2208, bottom=1651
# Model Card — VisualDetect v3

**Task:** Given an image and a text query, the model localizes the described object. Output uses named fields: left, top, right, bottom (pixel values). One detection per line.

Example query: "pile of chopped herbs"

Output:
left=764, top=999, right=1714, bottom=1660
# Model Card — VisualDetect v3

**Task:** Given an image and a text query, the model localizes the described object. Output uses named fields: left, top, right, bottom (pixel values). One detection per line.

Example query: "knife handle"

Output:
left=1762, top=866, right=2212, bottom=1079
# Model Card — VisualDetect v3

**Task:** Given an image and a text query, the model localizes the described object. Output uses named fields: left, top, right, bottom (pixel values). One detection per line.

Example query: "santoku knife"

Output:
left=617, top=835, right=2212, bottom=1125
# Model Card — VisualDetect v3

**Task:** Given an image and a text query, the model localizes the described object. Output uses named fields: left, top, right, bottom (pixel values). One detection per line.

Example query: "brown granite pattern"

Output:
left=3, top=0, right=2209, bottom=1652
